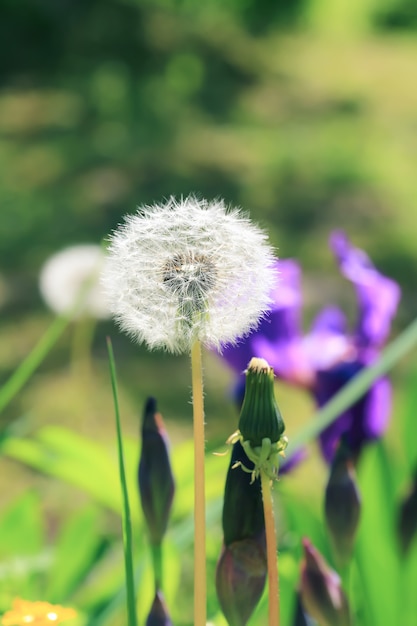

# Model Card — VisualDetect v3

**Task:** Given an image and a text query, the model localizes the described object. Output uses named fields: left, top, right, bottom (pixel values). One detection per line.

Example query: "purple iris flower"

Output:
left=220, top=231, right=400, bottom=463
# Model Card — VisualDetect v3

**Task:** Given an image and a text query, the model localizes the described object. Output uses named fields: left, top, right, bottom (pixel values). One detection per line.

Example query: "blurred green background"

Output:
left=1, top=0, right=417, bottom=623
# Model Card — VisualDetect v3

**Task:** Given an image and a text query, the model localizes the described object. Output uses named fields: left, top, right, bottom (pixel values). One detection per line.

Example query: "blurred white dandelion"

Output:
left=102, top=195, right=277, bottom=353
left=39, top=244, right=109, bottom=319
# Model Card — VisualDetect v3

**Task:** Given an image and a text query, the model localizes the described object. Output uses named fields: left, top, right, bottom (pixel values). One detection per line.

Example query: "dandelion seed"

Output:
left=102, top=196, right=276, bottom=354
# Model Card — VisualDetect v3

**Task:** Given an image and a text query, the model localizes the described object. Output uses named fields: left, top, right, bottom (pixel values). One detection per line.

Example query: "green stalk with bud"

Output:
left=228, top=357, right=288, bottom=626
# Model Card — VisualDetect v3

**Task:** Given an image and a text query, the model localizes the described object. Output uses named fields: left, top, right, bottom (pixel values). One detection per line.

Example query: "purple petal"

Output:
left=302, top=306, right=352, bottom=372
left=220, top=260, right=311, bottom=384
left=330, top=231, right=400, bottom=347
left=311, top=306, right=348, bottom=335
left=315, top=357, right=392, bottom=463
left=314, top=360, right=362, bottom=463
left=349, top=376, right=392, bottom=446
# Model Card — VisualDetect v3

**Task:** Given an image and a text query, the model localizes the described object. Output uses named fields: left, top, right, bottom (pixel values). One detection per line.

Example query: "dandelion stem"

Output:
left=261, top=471, right=279, bottom=626
left=191, top=339, right=206, bottom=626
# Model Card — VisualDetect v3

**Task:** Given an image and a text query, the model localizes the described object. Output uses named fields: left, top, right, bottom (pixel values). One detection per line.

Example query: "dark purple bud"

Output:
left=238, top=357, right=285, bottom=447
left=222, top=440, right=265, bottom=546
left=397, top=467, right=417, bottom=554
left=138, top=397, right=175, bottom=546
left=293, top=592, right=317, bottom=626
left=300, top=538, right=351, bottom=626
left=217, top=441, right=266, bottom=624
left=324, top=441, right=361, bottom=566
left=216, top=539, right=267, bottom=626
left=145, top=590, right=173, bottom=626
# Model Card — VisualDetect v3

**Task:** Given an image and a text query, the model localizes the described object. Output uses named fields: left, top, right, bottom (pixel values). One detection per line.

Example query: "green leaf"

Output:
left=45, top=505, right=104, bottom=602
left=354, top=443, right=400, bottom=626
left=402, top=538, right=417, bottom=626
left=0, top=491, right=44, bottom=557
left=0, top=491, right=46, bottom=599
left=1, top=426, right=128, bottom=514
left=0, top=315, right=69, bottom=416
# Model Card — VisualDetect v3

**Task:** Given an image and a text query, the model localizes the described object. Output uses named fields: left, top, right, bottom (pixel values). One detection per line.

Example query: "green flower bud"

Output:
left=228, top=358, right=287, bottom=481
left=238, top=358, right=285, bottom=446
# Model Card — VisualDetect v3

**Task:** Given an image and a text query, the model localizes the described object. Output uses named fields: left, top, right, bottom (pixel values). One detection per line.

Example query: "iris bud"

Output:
left=138, top=397, right=175, bottom=546
left=300, top=538, right=351, bottom=626
left=324, top=441, right=361, bottom=566
left=145, top=590, right=173, bottom=626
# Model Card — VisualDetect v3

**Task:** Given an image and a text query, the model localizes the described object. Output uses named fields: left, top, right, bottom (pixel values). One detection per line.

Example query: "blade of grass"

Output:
left=0, top=314, right=70, bottom=415
left=287, top=315, right=417, bottom=456
left=106, top=337, right=138, bottom=626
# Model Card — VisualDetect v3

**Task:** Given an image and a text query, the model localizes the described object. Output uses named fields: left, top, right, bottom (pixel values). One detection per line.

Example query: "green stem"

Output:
left=261, top=471, right=279, bottom=626
left=0, top=314, right=70, bottom=416
left=190, top=339, right=206, bottom=626
left=106, top=338, right=138, bottom=626
left=151, top=542, right=163, bottom=592
left=287, top=315, right=417, bottom=456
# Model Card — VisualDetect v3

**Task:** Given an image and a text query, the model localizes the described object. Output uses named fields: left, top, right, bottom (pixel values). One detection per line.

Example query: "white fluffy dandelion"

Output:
left=39, top=244, right=109, bottom=319
left=103, top=195, right=277, bottom=626
left=102, top=196, right=276, bottom=353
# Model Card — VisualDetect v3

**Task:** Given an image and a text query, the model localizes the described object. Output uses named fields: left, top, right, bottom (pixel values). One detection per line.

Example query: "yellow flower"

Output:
left=1, top=599, right=77, bottom=626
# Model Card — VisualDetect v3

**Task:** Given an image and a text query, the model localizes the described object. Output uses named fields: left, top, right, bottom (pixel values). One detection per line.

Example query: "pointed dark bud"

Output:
left=222, top=440, right=265, bottom=546
left=293, top=592, right=317, bottom=626
left=145, top=590, right=173, bottom=626
left=138, top=397, right=175, bottom=546
left=324, top=441, right=361, bottom=566
left=216, top=539, right=267, bottom=626
left=397, top=466, right=417, bottom=554
left=300, top=538, right=351, bottom=626
left=216, top=441, right=266, bottom=625
left=238, top=358, right=285, bottom=446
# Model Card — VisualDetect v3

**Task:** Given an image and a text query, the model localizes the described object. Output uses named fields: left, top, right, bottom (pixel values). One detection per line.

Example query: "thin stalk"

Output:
left=106, top=338, right=138, bottom=626
left=0, top=272, right=102, bottom=417
left=261, top=471, right=279, bottom=626
left=151, top=542, right=163, bottom=591
left=0, top=314, right=70, bottom=416
left=190, top=339, right=206, bottom=626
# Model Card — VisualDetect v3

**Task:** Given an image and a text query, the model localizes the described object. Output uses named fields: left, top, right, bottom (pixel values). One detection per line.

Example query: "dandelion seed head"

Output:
left=103, top=195, right=277, bottom=353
